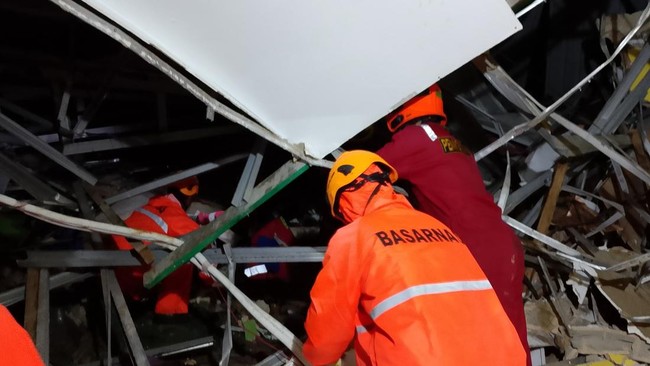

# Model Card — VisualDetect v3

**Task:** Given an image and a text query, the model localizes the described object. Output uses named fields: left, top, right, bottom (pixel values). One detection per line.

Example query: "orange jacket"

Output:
left=303, top=184, right=525, bottom=366
left=112, top=194, right=198, bottom=315
left=0, top=305, right=44, bottom=365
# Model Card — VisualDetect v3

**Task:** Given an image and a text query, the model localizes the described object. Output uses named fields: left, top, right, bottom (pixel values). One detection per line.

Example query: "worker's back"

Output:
left=356, top=198, right=524, bottom=365
left=305, top=191, right=526, bottom=366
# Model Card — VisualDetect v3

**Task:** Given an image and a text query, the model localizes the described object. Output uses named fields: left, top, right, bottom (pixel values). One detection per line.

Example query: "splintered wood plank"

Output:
left=526, top=162, right=569, bottom=288
left=23, top=268, right=40, bottom=340
left=537, top=162, right=569, bottom=234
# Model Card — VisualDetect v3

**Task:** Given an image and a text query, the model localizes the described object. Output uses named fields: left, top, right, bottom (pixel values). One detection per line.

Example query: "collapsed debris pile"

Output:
left=0, top=1, right=650, bottom=365
left=460, top=7, right=650, bottom=364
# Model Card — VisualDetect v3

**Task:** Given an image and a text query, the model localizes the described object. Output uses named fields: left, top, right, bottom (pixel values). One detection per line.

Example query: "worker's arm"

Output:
left=303, top=226, right=363, bottom=366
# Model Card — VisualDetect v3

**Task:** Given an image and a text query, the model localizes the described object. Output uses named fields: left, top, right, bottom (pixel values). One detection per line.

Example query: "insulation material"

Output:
left=78, top=0, right=521, bottom=158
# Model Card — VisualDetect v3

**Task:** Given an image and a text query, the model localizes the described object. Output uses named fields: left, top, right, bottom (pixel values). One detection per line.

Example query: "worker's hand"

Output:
left=198, top=270, right=216, bottom=286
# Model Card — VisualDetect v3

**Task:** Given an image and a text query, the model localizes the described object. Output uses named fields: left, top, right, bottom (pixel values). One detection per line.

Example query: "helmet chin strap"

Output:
left=359, top=172, right=390, bottom=215
left=336, top=170, right=390, bottom=220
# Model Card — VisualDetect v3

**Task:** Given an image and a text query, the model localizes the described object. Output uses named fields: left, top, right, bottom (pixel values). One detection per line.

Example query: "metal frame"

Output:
left=57, top=90, right=72, bottom=132
left=0, top=123, right=151, bottom=145
left=0, top=111, right=97, bottom=184
left=220, top=243, right=235, bottom=365
left=105, top=154, right=248, bottom=205
left=0, top=97, right=53, bottom=130
left=62, top=126, right=240, bottom=155
left=231, top=139, right=267, bottom=207
left=18, top=247, right=327, bottom=268
left=591, top=43, right=650, bottom=133
left=0, top=272, right=93, bottom=306
left=0, top=152, right=75, bottom=206
left=101, top=269, right=149, bottom=366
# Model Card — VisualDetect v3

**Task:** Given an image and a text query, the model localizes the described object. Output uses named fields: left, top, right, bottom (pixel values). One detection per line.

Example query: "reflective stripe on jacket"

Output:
left=303, top=187, right=525, bottom=366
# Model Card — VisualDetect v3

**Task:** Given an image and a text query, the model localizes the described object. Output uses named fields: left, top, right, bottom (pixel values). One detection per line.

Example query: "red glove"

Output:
left=197, top=210, right=225, bottom=225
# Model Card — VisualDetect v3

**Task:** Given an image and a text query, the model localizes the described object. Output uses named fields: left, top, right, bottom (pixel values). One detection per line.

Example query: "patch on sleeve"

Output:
left=439, top=137, right=469, bottom=154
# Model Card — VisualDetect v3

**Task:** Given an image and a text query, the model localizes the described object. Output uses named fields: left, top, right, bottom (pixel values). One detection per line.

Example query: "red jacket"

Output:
left=303, top=183, right=525, bottom=366
left=377, top=122, right=529, bottom=358
left=112, top=195, right=197, bottom=315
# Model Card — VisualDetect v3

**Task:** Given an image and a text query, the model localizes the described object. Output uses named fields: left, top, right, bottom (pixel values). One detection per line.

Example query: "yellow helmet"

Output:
left=326, top=150, right=398, bottom=218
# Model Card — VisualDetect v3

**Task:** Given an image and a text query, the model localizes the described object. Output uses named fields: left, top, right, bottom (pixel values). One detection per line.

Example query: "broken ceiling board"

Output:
left=525, top=299, right=560, bottom=348
left=78, top=0, right=521, bottom=158
left=552, top=196, right=601, bottom=229
left=569, top=326, right=650, bottom=364
left=592, top=247, right=644, bottom=269
left=596, top=282, right=650, bottom=344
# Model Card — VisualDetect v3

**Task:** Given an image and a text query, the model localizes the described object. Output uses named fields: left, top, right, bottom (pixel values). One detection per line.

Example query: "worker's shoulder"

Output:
left=330, top=219, right=362, bottom=241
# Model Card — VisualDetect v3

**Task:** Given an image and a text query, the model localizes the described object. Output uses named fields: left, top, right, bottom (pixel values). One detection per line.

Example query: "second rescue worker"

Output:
left=302, top=150, right=525, bottom=366
left=377, top=83, right=529, bottom=361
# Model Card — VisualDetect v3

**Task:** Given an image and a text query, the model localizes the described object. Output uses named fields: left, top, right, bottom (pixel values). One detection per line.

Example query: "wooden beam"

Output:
left=35, top=269, right=49, bottom=365
left=23, top=268, right=40, bottom=339
left=537, top=162, right=569, bottom=234
left=526, top=162, right=569, bottom=289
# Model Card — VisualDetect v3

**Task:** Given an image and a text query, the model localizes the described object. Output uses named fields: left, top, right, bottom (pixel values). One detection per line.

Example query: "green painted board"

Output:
left=143, top=160, right=308, bottom=288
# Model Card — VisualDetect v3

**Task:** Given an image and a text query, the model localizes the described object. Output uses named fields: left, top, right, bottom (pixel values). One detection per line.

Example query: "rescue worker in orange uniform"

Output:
left=0, top=305, right=44, bottom=365
left=376, top=84, right=530, bottom=363
left=303, top=150, right=525, bottom=366
left=112, top=177, right=203, bottom=315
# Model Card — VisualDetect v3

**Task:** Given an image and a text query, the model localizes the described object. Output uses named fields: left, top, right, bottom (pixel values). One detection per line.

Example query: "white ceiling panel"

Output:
left=81, top=0, right=521, bottom=158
